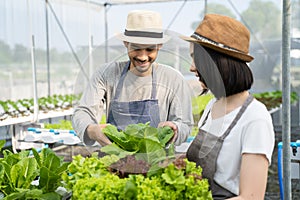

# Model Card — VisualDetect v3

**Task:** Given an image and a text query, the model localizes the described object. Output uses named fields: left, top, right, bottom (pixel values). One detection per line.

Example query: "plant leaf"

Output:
left=10, top=157, right=38, bottom=189
left=100, top=143, right=136, bottom=158
left=32, top=148, right=42, bottom=168
left=103, top=125, right=138, bottom=151
left=157, top=126, right=174, bottom=146
left=39, top=166, right=61, bottom=193
left=43, top=152, right=61, bottom=172
left=136, top=138, right=166, bottom=165
left=0, top=140, right=5, bottom=151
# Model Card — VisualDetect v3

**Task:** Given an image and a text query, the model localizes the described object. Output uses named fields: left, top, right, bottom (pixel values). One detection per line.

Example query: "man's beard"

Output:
left=132, top=57, right=153, bottom=74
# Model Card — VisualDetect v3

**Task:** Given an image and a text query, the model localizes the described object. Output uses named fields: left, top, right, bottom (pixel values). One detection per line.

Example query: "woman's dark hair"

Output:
left=193, top=43, right=253, bottom=99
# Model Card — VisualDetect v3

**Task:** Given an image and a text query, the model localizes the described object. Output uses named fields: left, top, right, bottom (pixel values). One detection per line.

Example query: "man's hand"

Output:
left=158, top=121, right=178, bottom=143
left=86, top=124, right=112, bottom=146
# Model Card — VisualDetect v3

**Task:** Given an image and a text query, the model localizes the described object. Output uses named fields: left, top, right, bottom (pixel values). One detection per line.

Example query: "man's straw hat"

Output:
left=117, top=10, right=170, bottom=44
left=181, top=14, right=254, bottom=62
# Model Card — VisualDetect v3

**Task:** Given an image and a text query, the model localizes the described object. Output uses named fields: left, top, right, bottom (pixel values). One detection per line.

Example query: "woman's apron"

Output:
left=107, top=61, right=160, bottom=131
left=187, top=95, right=253, bottom=199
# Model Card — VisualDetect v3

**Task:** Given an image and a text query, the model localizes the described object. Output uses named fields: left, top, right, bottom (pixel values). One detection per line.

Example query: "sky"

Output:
left=0, top=0, right=281, bottom=51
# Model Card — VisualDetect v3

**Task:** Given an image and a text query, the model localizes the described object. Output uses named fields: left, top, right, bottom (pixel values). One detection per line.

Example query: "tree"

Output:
left=0, top=40, right=12, bottom=64
left=191, top=3, right=236, bottom=30
left=241, top=0, right=281, bottom=40
left=12, top=44, right=30, bottom=63
left=292, top=0, right=300, bottom=31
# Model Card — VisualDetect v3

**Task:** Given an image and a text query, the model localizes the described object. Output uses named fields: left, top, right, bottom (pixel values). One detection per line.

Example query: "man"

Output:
left=72, top=10, right=193, bottom=147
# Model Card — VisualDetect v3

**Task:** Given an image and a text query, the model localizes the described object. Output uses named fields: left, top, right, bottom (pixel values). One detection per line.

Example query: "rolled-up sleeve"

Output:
left=169, top=76, right=194, bottom=146
left=72, top=66, right=108, bottom=145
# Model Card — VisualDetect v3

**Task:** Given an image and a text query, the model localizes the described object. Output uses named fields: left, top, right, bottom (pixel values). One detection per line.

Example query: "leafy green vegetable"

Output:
left=0, top=140, right=69, bottom=199
left=101, top=123, right=175, bottom=166
left=102, top=125, right=138, bottom=151
left=44, top=120, right=73, bottom=130
left=109, top=155, right=150, bottom=178
left=10, top=157, right=38, bottom=189
left=135, top=138, right=166, bottom=165
left=253, top=90, right=298, bottom=110
left=61, top=153, right=119, bottom=191
left=0, top=140, right=5, bottom=150
left=63, top=155, right=212, bottom=200
left=162, top=163, right=185, bottom=189
left=3, top=188, right=61, bottom=200
left=72, top=174, right=127, bottom=200
left=157, top=126, right=174, bottom=146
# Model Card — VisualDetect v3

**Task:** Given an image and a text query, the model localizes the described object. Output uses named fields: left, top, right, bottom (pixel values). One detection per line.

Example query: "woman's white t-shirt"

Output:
left=198, top=98, right=275, bottom=195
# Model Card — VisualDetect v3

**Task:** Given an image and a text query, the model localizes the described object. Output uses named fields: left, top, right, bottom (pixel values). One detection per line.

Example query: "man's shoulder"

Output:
left=157, top=63, right=184, bottom=77
left=103, top=61, right=127, bottom=69
left=95, top=61, right=127, bottom=74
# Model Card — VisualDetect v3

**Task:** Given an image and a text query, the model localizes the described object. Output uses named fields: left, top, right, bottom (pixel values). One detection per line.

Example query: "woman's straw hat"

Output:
left=181, top=14, right=254, bottom=62
left=117, top=10, right=170, bottom=44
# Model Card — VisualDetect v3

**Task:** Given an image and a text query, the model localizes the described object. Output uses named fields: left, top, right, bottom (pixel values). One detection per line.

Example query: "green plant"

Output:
left=44, top=120, right=73, bottom=130
left=253, top=90, right=298, bottom=110
left=192, top=93, right=214, bottom=123
left=62, top=154, right=212, bottom=200
left=0, top=140, right=69, bottom=199
left=0, top=93, right=81, bottom=118
left=190, top=94, right=214, bottom=136
left=101, top=122, right=175, bottom=165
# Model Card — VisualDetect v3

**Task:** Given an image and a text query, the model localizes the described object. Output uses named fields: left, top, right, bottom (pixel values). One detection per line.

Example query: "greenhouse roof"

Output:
left=51, top=0, right=199, bottom=7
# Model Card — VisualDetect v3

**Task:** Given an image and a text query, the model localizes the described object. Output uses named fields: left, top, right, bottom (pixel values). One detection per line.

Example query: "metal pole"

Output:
left=166, top=0, right=187, bottom=31
left=88, top=0, right=93, bottom=78
left=47, top=1, right=89, bottom=81
left=27, top=0, right=39, bottom=123
left=104, top=3, right=109, bottom=63
left=31, top=35, right=39, bottom=123
left=204, top=0, right=207, bottom=15
left=282, top=0, right=292, bottom=199
left=45, top=0, right=51, bottom=97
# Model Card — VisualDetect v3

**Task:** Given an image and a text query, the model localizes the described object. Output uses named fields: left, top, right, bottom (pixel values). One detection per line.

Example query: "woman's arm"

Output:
left=228, top=153, right=269, bottom=200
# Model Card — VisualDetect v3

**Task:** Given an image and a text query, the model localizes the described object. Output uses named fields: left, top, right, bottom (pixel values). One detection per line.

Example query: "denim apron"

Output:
left=186, top=95, right=253, bottom=199
left=107, top=61, right=160, bottom=130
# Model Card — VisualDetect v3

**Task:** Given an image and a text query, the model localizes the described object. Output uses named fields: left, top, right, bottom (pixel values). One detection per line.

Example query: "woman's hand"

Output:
left=86, top=124, right=112, bottom=146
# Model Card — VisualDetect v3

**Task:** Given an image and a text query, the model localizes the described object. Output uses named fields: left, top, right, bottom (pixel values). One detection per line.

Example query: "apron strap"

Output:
left=113, top=61, right=157, bottom=100
left=200, top=109, right=210, bottom=128
left=220, top=94, right=253, bottom=140
left=151, top=64, right=157, bottom=100
left=199, top=94, right=254, bottom=139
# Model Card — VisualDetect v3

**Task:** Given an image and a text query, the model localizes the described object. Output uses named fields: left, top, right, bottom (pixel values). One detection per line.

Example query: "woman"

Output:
left=181, top=14, right=275, bottom=199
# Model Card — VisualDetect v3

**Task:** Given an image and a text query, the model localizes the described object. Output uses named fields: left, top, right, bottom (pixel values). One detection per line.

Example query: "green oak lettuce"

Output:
left=61, top=122, right=212, bottom=199
left=62, top=154, right=212, bottom=200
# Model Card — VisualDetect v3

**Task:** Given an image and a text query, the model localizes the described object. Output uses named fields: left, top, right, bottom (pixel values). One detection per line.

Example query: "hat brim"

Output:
left=116, top=33, right=170, bottom=44
left=180, top=35, right=254, bottom=62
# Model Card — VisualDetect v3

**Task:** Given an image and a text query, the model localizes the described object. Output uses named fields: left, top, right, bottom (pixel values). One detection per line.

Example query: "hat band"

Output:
left=125, top=29, right=163, bottom=38
left=191, top=32, right=242, bottom=53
